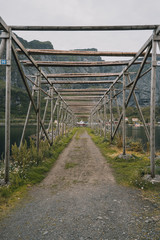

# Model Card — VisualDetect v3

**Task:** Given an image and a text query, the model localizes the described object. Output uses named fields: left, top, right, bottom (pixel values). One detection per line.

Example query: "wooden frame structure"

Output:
left=0, top=17, right=160, bottom=183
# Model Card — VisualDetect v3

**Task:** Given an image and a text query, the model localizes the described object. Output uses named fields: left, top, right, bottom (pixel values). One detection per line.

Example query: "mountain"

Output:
left=0, top=35, right=160, bottom=119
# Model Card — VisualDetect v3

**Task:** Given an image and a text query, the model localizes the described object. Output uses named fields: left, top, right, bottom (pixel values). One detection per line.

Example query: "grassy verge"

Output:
left=87, top=128, right=160, bottom=204
left=0, top=128, right=77, bottom=218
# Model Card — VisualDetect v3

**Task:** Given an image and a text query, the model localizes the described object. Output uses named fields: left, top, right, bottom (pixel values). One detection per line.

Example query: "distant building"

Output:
left=125, top=117, right=128, bottom=122
left=77, top=120, right=86, bottom=127
left=132, top=118, right=139, bottom=122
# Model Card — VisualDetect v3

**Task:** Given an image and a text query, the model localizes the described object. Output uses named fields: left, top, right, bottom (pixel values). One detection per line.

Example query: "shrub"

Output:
left=128, top=140, right=144, bottom=153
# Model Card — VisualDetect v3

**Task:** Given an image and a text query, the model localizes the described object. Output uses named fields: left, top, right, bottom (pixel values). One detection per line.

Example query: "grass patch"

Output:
left=87, top=128, right=160, bottom=204
left=0, top=128, right=77, bottom=217
left=65, top=162, right=78, bottom=169
left=75, top=127, right=85, bottom=140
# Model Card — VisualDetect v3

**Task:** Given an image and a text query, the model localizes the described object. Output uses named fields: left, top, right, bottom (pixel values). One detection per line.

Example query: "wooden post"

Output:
left=123, top=73, right=126, bottom=155
left=50, top=87, right=54, bottom=143
left=62, top=109, right=65, bottom=134
left=90, top=114, right=92, bottom=129
left=63, top=107, right=68, bottom=135
left=20, top=77, right=38, bottom=148
left=110, top=89, right=113, bottom=141
left=0, top=38, right=6, bottom=58
left=36, top=74, right=41, bottom=152
left=113, top=88, right=120, bottom=118
left=57, top=97, right=60, bottom=136
left=4, top=29, right=11, bottom=184
left=39, top=98, right=49, bottom=139
left=100, top=109, right=102, bottom=136
left=150, top=35, right=157, bottom=178
left=104, top=96, right=107, bottom=138
left=59, top=102, right=64, bottom=135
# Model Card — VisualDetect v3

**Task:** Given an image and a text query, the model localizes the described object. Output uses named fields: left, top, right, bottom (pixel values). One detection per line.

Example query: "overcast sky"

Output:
left=1, top=0, right=160, bottom=53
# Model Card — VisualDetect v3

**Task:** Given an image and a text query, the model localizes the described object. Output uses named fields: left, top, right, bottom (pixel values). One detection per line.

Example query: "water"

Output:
left=126, top=125, right=160, bottom=151
left=0, top=125, right=160, bottom=161
left=0, top=125, right=36, bottom=160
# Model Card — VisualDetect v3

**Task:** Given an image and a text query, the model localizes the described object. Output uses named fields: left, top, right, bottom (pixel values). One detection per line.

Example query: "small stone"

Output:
left=97, top=216, right=103, bottom=220
left=43, top=231, right=48, bottom=235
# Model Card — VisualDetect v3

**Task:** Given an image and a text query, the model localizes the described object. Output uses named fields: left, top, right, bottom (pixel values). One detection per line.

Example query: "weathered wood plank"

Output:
left=56, top=88, right=109, bottom=92
left=10, top=25, right=158, bottom=31
left=21, top=60, right=145, bottom=67
left=54, top=92, right=105, bottom=96
left=42, top=73, right=120, bottom=78
left=150, top=37, right=157, bottom=178
left=16, top=48, right=149, bottom=57
left=41, top=80, right=115, bottom=84
left=4, top=30, right=11, bottom=183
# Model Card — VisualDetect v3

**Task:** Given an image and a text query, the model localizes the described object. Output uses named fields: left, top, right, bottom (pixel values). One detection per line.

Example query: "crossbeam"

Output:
left=10, top=25, right=158, bottom=31
left=54, top=92, right=105, bottom=96
left=41, top=73, right=120, bottom=78
left=16, top=48, right=149, bottom=57
left=21, top=60, right=145, bottom=67
left=41, top=80, right=116, bottom=84
left=56, top=88, right=109, bottom=92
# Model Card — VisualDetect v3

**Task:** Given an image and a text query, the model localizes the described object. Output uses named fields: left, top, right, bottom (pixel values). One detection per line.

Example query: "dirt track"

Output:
left=0, top=131, right=160, bottom=240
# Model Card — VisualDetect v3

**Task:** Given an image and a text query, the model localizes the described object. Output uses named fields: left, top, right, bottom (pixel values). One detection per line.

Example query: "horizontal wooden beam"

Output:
left=76, top=115, right=89, bottom=118
left=73, top=112, right=91, bottom=114
left=56, top=88, right=109, bottom=92
left=70, top=105, right=93, bottom=108
left=42, top=80, right=116, bottom=84
left=42, top=73, right=120, bottom=78
left=58, top=96, right=102, bottom=100
left=10, top=25, right=158, bottom=31
left=64, top=99, right=98, bottom=102
left=67, top=103, right=95, bottom=106
left=21, top=60, right=145, bottom=67
left=54, top=92, right=105, bottom=96
left=17, top=48, right=148, bottom=57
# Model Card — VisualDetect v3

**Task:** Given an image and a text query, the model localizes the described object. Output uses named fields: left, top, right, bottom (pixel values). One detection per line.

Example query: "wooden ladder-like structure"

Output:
left=0, top=17, right=160, bottom=182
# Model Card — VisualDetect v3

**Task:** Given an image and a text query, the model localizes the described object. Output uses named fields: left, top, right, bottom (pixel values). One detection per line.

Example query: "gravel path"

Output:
left=0, top=131, right=160, bottom=240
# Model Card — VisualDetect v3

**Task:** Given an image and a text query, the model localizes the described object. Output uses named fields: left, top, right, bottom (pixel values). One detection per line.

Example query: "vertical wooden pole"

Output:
left=104, top=95, right=106, bottom=138
left=63, top=107, right=68, bottom=135
left=113, top=88, right=120, bottom=118
left=72, top=114, right=74, bottom=128
left=36, top=74, right=41, bottom=152
left=57, top=97, right=60, bottom=136
left=90, top=114, right=92, bottom=129
left=100, top=109, right=102, bottom=136
left=39, top=98, right=49, bottom=139
left=20, top=77, right=38, bottom=148
left=4, top=29, right=11, bottom=184
left=123, top=73, right=126, bottom=155
left=51, top=87, right=54, bottom=143
left=150, top=36, right=157, bottom=178
left=0, top=38, right=6, bottom=58
left=110, top=89, right=113, bottom=141
left=59, top=102, right=64, bottom=135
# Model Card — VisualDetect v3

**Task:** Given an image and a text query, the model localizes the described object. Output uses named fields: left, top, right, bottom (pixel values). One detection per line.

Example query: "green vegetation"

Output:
left=65, top=162, right=78, bottom=169
left=0, top=79, right=57, bottom=122
left=87, top=128, right=160, bottom=204
left=75, top=127, right=85, bottom=140
left=0, top=128, right=77, bottom=215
